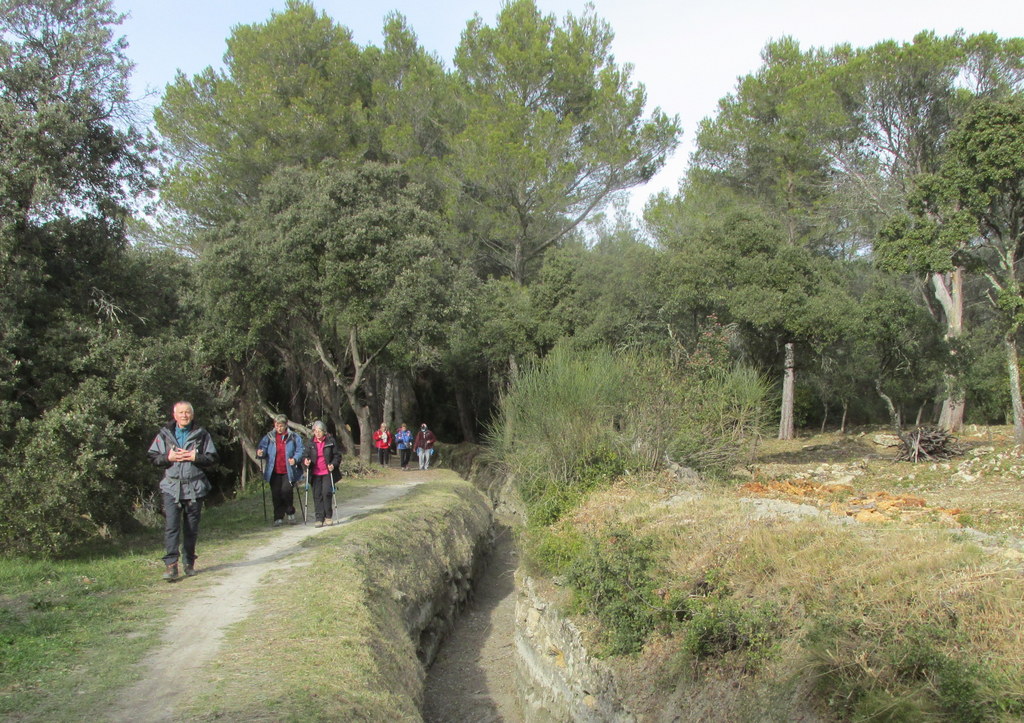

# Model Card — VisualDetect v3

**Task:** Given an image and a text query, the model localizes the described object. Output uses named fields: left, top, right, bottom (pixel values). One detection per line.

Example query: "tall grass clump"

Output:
left=490, top=346, right=635, bottom=528
left=491, top=337, right=769, bottom=585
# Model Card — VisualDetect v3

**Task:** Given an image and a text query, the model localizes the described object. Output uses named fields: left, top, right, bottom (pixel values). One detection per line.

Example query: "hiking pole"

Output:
left=259, top=457, right=267, bottom=522
left=304, top=465, right=310, bottom=525
left=296, top=466, right=307, bottom=524
left=331, top=470, right=338, bottom=521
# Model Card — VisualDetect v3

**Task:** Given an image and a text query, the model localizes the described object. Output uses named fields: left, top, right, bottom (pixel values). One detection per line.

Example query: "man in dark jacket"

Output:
left=148, top=401, right=219, bottom=581
left=413, top=423, right=437, bottom=470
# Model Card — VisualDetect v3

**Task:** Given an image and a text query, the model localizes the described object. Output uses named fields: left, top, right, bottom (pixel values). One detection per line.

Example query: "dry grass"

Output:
left=553, top=427, right=1024, bottom=721
left=739, top=426, right=1024, bottom=539
left=182, top=471, right=491, bottom=722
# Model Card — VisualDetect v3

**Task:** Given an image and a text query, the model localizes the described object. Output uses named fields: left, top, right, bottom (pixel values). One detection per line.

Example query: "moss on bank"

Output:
left=183, top=472, right=492, bottom=722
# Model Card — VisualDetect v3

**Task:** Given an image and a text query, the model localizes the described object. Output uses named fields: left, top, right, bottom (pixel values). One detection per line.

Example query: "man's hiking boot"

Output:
left=163, top=564, right=179, bottom=581
left=287, top=514, right=296, bottom=523
left=273, top=519, right=283, bottom=527
left=184, top=564, right=197, bottom=577
left=314, top=520, right=323, bottom=528
left=324, top=518, right=333, bottom=526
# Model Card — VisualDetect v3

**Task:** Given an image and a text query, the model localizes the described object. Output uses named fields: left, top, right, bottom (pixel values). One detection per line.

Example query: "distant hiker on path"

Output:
left=414, top=423, right=437, bottom=470
left=257, top=414, right=304, bottom=526
left=303, top=420, right=341, bottom=527
left=395, top=423, right=413, bottom=470
left=147, top=401, right=219, bottom=581
left=373, top=422, right=393, bottom=467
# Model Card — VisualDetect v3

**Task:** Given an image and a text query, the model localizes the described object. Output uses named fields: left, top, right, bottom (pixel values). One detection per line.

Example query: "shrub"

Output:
left=566, top=528, right=657, bottom=655
left=490, top=344, right=769, bottom=527
left=681, top=597, right=781, bottom=671
left=0, top=330, right=231, bottom=556
left=521, top=525, right=587, bottom=577
left=806, top=616, right=1011, bottom=722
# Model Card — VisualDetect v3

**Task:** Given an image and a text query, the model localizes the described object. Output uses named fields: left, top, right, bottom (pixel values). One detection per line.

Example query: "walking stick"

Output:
left=259, top=457, right=267, bottom=522
left=331, top=469, right=338, bottom=521
left=303, top=465, right=310, bottom=525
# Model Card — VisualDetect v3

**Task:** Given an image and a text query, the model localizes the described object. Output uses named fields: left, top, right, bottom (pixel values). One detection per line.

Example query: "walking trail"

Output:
left=108, top=480, right=423, bottom=723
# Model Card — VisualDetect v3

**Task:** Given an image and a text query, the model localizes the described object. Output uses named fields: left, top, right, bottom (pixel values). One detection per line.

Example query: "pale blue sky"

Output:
left=113, top=0, right=1024, bottom=215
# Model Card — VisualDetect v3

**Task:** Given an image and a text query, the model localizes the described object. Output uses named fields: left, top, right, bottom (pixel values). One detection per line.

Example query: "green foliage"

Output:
left=0, top=327, right=231, bottom=555
left=806, top=616, right=1021, bottom=721
left=0, top=2, right=232, bottom=556
left=451, top=0, right=679, bottom=282
left=678, top=597, right=781, bottom=671
left=490, top=346, right=634, bottom=526
left=491, top=341, right=769, bottom=528
left=566, top=528, right=657, bottom=655
left=520, top=525, right=586, bottom=577
left=155, top=1, right=372, bottom=227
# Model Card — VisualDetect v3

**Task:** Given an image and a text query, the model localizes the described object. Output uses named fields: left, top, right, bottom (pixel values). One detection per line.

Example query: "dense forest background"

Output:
left=2, top=0, right=1023, bottom=554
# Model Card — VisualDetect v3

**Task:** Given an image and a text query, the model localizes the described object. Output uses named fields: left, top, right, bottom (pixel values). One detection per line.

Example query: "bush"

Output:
left=0, top=329, right=231, bottom=557
left=521, top=525, right=586, bottom=577
left=680, top=597, right=780, bottom=671
left=566, top=528, right=657, bottom=655
left=490, top=344, right=769, bottom=527
left=806, top=616, right=1015, bottom=722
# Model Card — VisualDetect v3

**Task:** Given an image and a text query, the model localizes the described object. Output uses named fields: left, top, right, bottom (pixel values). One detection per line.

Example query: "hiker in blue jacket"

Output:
left=394, top=423, right=414, bottom=470
left=256, top=414, right=304, bottom=526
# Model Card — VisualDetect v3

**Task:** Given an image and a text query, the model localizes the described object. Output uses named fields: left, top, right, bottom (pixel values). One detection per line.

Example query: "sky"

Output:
left=113, top=0, right=1024, bottom=217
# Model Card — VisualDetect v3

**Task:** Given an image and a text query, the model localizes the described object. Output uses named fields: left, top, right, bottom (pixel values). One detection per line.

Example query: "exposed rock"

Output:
left=516, top=574, right=636, bottom=722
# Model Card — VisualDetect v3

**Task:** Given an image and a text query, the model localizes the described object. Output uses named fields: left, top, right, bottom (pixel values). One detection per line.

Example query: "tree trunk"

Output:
left=875, top=379, right=902, bottom=433
left=455, top=386, right=477, bottom=443
left=1004, top=332, right=1024, bottom=445
left=778, top=342, right=796, bottom=440
left=932, top=269, right=965, bottom=432
left=355, top=406, right=373, bottom=463
left=840, top=402, right=848, bottom=434
left=382, top=372, right=395, bottom=429
left=337, top=423, right=355, bottom=457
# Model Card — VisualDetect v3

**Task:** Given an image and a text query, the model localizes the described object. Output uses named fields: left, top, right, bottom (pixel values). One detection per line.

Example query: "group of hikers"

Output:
left=371, top=421, right=437, bottom=470
left=147, top=402, right=437, bottom=582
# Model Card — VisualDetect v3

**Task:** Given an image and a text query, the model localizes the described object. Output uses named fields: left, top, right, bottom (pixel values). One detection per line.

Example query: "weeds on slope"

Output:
left=555, top=475, right=1024, bottom=721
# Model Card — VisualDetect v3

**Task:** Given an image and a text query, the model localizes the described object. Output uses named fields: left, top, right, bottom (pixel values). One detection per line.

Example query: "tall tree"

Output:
left=882, top=98, right=1024, bottom=443
left=680, top=38, right=855, bottom=438
left=450, top=0, right=679, bottom=283
left=0, top=0, right=226, bottom=554
left=199, top=162, right=466, bottom=461
left=154, top=0, right=370, bottom=229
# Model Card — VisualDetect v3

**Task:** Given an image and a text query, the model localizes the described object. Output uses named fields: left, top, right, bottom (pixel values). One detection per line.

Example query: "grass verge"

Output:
left=181, top=471, right=491, bottom=722
left=0, top=469, right=476, bottom=722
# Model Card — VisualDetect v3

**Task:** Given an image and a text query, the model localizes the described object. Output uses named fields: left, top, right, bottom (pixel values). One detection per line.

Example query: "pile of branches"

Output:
left=896, top=426, right=965, bottom=463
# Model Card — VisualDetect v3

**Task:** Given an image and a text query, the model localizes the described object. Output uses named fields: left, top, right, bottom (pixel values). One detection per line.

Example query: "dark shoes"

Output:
left=162, top=562, right=196, bottom=580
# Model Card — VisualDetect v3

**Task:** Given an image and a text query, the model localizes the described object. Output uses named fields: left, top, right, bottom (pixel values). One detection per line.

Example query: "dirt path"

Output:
left=108, top=480, right=422, bottom=723
left=422, top=522, right=521, bottom=723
